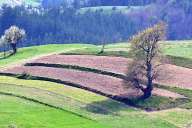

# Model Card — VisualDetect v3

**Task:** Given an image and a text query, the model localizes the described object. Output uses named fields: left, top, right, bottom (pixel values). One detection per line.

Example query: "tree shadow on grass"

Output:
left=0, top=52, right=14, bottom=60
left=83, top=99, right=130, bottom=115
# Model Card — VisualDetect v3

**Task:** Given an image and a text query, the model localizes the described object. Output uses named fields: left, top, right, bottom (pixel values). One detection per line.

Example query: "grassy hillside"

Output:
left=24, top=0, right=41, bottom=6
left=64, top=41, right=192, bottom=68
left=0, top=41, right=192, bottom=128
left=78, top=5, right=146, bottom=14
left=1, top=76, right=190, bottom=128
left=0, top=0, right=41, bottom=7
left=0, top=40, right=189, bottom=73
left=0, top=95, right=105, bottom=128
left=0, top=41, right=191, bottom=68
left=0, top=44, right=95, bottom=68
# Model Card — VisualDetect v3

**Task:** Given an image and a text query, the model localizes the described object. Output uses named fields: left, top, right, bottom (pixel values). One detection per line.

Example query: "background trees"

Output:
left=126, top=22, right=166, bottom=100
left=0, top=1, right=191, bottom=47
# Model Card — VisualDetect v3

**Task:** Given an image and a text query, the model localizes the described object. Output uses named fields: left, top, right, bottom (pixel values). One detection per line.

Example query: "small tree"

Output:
left=126, top=22, right=166, bottom=100
left=98, top=31, right=107, bottom=54
left=98, top=38, right=106, bottom=54
left=4, top=26, right=26, bottom=54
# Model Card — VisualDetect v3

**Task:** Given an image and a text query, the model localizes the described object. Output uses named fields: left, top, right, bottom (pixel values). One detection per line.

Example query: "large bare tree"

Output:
left=126, top=22, right=166, bottom=100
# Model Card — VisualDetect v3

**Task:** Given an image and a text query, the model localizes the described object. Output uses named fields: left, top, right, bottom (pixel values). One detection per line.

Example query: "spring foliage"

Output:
left=126, top=22, right=166, bottom=99
left=3, top=26, right=26, bottom=54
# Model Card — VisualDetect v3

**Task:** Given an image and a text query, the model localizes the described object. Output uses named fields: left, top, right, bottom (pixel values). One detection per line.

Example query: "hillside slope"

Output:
left=0, top=41, right=192, bottom=128
left=0, top=0, right=41, bottom=7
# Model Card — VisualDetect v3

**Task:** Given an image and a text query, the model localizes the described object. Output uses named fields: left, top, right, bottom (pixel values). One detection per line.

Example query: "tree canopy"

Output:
left=126, top=22, right=166, bottom=99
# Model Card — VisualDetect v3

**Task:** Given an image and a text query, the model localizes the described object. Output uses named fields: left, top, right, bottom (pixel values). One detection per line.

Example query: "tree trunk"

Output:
left=3, top=43, right=6, bottom=58
left=11, top=43, right=17, bottom=54
left=141, top=87, right=152, bottom=99
left=141, top=62, right=153, bottom=100
left=98, top=43, right=105, bottom=54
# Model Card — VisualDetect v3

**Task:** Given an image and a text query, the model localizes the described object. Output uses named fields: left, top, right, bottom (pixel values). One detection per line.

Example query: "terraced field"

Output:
left=27, top=54, right=192, bottom=89
left=30, top=55, right=129, bottom=73
left=1, top=55, right=187, bottom=99
left=0, top=42, right=192, bottom=128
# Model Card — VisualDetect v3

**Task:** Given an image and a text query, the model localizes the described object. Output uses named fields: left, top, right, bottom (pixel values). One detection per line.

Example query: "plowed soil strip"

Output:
left=1, top=66, right=184, bottom=99
left=32, top=55, right=129, bottom=74
left=156, top=64, right=192, bottom=89
left=3, top=66, right=128, bottom=96
left=32, top=55, right=192, bottom=89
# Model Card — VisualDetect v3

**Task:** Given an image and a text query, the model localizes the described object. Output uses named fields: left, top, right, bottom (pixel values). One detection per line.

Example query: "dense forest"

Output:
left=0, top=0, right=192, bottom=46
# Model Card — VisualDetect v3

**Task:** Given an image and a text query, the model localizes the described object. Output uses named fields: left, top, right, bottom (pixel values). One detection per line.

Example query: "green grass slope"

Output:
left=64, top=41, right=192, bottom=68
left=0, top=44, right=95, bottom=68
left=78, top=6, right=145, bottom=14
left=0, top=95, right=105, bottom=128
left=0, top=0, right=41, bottom=7
left=1, top=41, right=192, bottom=68
left=0, top=78, right=181, bottom=128
left=0, top=41, right=192, bottom=128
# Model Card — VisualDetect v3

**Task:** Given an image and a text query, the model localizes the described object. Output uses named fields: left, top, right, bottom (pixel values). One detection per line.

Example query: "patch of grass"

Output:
left=0, top=76, right=107, bottom=103
left=24, top=0, right=41, bottom=6
left=63, top=45, right=131, bottom=57
left=0, top=76, right=191, bottom=128
left=99, top=113, right=177, bottom=128
left=0, top=44, right=95, bottom=67
left=0, top=75, right=134, bottom=118
left=0, top=76, right=182, bottom=128
left=151, top=109, right=192, bottom=128
left=166, top=55, right=192, bottom=69
left=129, top=96, right=189, bottom=111
left=64, top=46, right=100, bottom=55
left=0, top=82, right=118, bottom=119
left=0, top=94, right=180, bottom=128
left=0, top=41, right=191, bottom=68
left=163, top=41, right=192, bottom=59
left=0, top=95, right=106, bottom=128
left=154, top=84, right=192, bottom=109
left=78, top=6, right=145, bottom=14
left=0, top=41, right=192, bottom=128
left=64, top=41, right=192, bottom=68
left=0, top=73, right=186, bottom=112
left=0, top=0, right=41, bottom=6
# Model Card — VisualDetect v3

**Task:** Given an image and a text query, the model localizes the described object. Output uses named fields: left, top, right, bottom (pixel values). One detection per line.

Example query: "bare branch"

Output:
left=125, top=22, right=167, bottom=99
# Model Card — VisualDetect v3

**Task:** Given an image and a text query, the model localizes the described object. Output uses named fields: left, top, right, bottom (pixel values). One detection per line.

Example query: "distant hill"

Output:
left=0, top=0, right=191, bottom=9
left=0, top=0, right=41, bottom=7
left=78, top=5, right=147, bottom=14
left=0, top=0, right=78, bottom=8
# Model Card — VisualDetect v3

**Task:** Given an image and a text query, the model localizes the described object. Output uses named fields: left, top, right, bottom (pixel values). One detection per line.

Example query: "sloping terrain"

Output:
left=30, top=54, right=129, bottom=73
left=0, top=76, right=190, bottom=128
left=0, top=95, right=106, bottom=128
left=24, top=54, right=192, bottom=89
left=1, top=64, right=184, bottom=99
left=0, top=41, right=192, bottom=128
left=78, top=5, right=146, bottom=14
left=0, top=0, right=41, bottom=7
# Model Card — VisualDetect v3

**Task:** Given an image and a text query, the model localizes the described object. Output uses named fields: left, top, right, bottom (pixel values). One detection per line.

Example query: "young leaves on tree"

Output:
left=4, top=26, right=26, bottom=54
left=126, top=22, right=166, bottom=100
